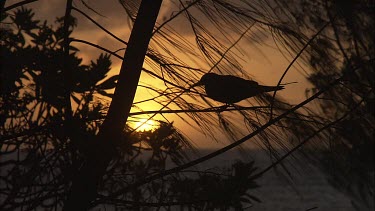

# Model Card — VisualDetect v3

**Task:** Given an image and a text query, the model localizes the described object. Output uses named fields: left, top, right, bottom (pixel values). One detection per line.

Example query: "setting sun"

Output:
left=133, top=119, right=157, bottom=131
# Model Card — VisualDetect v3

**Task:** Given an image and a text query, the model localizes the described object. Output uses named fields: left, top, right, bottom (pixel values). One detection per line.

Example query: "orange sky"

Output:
left=5, top=0, right=313, bottom=149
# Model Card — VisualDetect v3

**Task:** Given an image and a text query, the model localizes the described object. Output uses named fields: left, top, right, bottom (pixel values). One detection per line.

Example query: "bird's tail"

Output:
left=261, top=85, right=284, bottom=93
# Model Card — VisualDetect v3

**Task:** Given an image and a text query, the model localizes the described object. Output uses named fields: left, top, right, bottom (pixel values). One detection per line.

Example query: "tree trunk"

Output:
left=1, top=0, right=6, bottom=19
left=63, top=0, right=163, bottom=210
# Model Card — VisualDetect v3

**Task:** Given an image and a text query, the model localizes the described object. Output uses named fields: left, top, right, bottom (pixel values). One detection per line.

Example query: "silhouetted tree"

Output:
left=0, top=5, right=261, bottom=210
left=2, top=0, right=373, bottom=210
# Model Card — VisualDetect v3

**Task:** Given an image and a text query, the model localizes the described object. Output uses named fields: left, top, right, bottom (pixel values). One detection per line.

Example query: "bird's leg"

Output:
left=232, top=104, right=243, bottom=110
left=216, top=104, right=229, bottom=113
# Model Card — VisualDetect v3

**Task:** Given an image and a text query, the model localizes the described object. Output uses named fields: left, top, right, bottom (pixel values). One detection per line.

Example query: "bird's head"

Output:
left=193, top=73, right=217, bottom=87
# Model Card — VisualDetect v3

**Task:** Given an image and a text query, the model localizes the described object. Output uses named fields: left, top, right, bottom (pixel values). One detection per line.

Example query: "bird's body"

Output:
left=195, top=73, right=284, bottom=104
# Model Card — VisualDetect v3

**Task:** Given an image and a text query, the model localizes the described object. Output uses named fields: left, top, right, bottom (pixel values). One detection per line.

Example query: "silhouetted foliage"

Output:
left=0, top=7, right=260, bottom=210
left=169, top=160, right=260, bottom=210
left=268, top=1, right=374, bottom=209
left=2, top=0, right=373, bottom=210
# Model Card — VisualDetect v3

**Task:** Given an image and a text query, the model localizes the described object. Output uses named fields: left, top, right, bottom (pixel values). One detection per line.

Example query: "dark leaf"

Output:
left=96, top=75, right=119, bottom=90
left=97, top=90, right=114, bottom=98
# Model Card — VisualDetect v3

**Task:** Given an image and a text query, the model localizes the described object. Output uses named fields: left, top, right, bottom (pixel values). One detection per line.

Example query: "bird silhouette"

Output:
left=194, top=73, right=284, bottom=104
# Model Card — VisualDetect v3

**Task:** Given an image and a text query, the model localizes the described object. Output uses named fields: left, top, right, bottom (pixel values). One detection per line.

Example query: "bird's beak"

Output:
left=192, top=80, right=203, bottom=87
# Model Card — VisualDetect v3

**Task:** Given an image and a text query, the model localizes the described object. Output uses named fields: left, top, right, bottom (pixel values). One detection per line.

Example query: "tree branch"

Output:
left=94, top=63, right=353, bottom=206
left=4, top=0, right=38, bottom=11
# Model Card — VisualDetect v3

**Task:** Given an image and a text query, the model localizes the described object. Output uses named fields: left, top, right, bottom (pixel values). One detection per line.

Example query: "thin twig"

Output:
left=4, top=0, right=38, bottom=11
left=129, top=105, right=268, bottom=116
left=72, top=7, right=127, bottom=45
left=152, top=0, right=201, bottom=36
left=269, top=18, right=334, bottom=120
left=70, top=38, right=123, bottom=60
left=251, top=90, right=370, bottom=180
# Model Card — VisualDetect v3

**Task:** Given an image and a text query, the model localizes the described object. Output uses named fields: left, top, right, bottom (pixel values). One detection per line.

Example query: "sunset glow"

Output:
left=133, top=119, right=157, bottom=131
